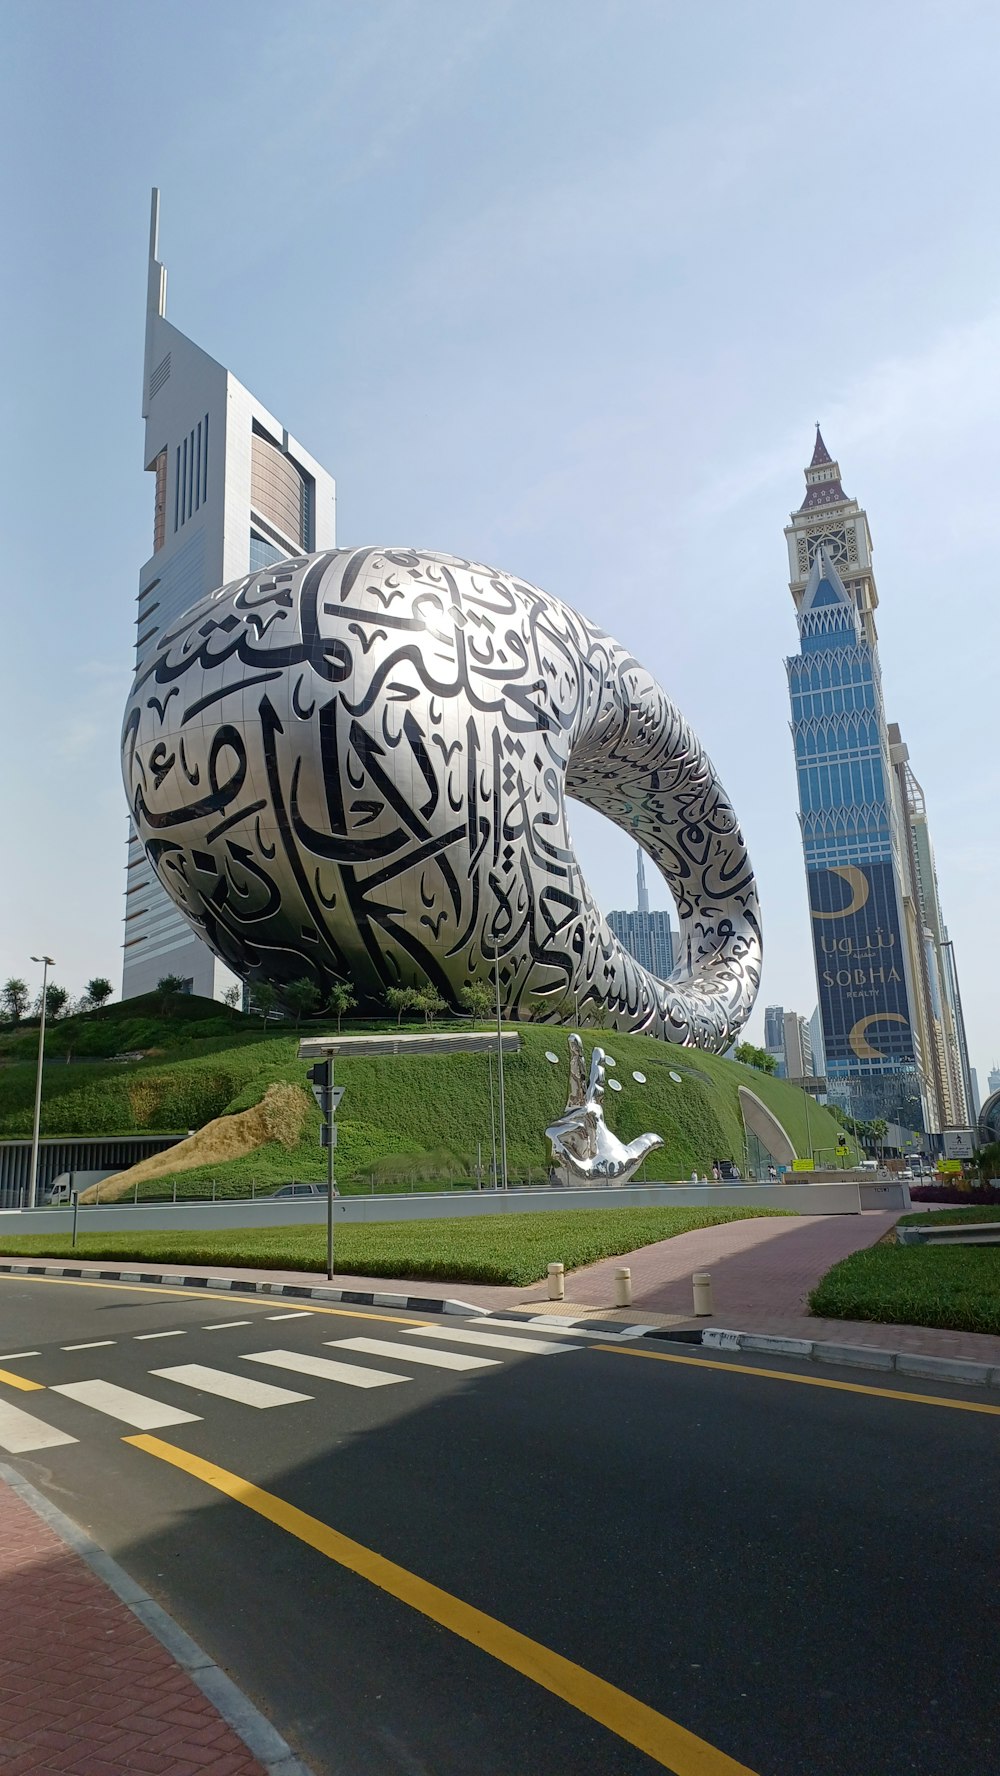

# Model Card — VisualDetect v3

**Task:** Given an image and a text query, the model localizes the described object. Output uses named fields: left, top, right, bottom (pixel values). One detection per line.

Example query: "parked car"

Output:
left=266, top=1182, right=336, bottom=1198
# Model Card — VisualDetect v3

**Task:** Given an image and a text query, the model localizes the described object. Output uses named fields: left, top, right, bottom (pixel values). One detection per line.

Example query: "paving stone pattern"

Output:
left=0, top=1479, right=266, bottom=1776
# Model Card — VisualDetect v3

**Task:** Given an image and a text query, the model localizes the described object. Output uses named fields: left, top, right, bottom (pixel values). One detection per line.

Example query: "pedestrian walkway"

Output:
left=0, top=1475, right=268, bottom=1776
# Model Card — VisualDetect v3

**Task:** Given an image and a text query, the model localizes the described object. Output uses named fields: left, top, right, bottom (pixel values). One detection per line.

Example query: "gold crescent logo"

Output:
left=849, top=1013, right=908, bottom=1060
left=812, top=864, right=870, bottom=921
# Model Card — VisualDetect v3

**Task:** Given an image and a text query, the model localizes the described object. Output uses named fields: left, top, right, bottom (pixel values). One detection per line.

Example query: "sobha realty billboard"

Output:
left=809, top=861, right=917, bottom=1069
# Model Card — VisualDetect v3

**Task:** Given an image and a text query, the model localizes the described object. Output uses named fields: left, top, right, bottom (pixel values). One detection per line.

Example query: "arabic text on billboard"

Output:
left=809, top=860, right=915, bottom=1068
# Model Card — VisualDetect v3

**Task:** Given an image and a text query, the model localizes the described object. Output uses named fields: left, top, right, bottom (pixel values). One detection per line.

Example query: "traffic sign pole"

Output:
left=326, top=1057, right=336, bottom=1281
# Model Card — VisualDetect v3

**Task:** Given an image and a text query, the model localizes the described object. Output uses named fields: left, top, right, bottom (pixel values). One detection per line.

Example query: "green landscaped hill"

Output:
left=0, top=992, right=854, bottom=1194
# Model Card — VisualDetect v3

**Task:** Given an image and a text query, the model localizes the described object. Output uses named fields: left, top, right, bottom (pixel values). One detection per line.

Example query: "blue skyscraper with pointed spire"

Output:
left=785, top=432, right=926, bottom=1135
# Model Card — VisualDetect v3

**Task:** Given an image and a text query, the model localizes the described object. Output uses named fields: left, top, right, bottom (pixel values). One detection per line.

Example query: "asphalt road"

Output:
left=0, top=1273, right=996, bottom=1776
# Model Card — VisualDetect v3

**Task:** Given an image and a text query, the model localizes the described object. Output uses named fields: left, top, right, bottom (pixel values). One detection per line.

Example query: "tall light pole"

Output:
left=493, top=950, right=509, bottom=1191
left=28, top=955, right=55, bottom=1210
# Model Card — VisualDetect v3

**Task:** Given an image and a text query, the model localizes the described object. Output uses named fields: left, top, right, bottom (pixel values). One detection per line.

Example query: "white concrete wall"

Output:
left=0, top=1178, right=907, bottom=1240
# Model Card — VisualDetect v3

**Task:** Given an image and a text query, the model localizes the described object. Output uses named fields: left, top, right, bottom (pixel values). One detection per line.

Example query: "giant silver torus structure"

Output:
left=122, top=549, right=762, bottom=1049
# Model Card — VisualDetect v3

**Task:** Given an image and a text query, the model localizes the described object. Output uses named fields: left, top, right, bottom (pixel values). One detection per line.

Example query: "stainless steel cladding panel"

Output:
left=122, top=549, right=761, bottom=1049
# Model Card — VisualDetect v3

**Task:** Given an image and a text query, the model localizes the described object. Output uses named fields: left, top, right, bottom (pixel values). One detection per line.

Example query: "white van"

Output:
left=856, top=1160, right=879, bottom=1173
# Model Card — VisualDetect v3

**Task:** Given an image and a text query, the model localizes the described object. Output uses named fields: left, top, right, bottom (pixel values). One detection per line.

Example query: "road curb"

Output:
left=0, top=1462, right=315, bottom=1776
left=692, top=1325, right=1000, bottom=1387
left=0, top=1260, right=485, bottom=1317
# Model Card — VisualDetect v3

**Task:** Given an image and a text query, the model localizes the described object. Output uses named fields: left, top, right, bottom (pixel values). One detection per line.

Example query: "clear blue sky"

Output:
left=2, top=0, right=998, bottom=1085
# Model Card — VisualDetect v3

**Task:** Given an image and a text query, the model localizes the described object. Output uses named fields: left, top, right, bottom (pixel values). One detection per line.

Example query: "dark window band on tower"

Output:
left=174, top=445, right=180, bottom=531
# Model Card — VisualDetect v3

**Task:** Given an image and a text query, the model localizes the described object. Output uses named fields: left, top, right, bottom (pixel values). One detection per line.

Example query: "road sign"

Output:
left=792, top=1158, right=814, bottom=1171
left=942, top=1128, right=975, bottom=1160
left=329, top=1085, right=345, bottom=1110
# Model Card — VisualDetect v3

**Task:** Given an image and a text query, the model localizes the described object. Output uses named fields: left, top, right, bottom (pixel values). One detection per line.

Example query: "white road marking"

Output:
left=0, top=1351, right=40, bottom=1361
left=328, top=1337, right=499, bottom=1372
left=404, top=1326, right=581, bottom=1355
left=242, top=1349, right=408, bottom=1390
left=134, top=1330, right=186, bottom=1341
left=0, top=1399, right=77, bottom=1453
left=265, top=1311, right=315, bottom=1321
left=62, top=1341, right=116, bottom=1351
left=51, top=1380, right=200, bottom=1429
left=203, top=1321, right=253, bottom=1331
left=151, top=1364, right=311, bottom=1409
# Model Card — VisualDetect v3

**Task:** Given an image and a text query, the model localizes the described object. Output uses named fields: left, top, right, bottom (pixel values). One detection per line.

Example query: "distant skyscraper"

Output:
left=764, top=1004, right=786, bottom=1075
left=123, top=192, right=337, bottom=1001
left=989, top=1065, right=1000, bottom=1096
left=636, top=848, right=650, bottom=915
left=808, top=1005, right=825, bottom=1079
left=607, top=848, right=677, bottom=980
left=782, top=1010, right=813, bottom=1081
left=969, top=1068, right=981, bottom=1119
left=887, top=724, right=972, bottom=1127
left=785, top=430, right=926, bottom=1134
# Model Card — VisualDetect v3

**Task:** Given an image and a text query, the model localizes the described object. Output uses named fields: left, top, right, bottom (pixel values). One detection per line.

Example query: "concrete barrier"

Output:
left=0, top=1177, right=907, bottom=1239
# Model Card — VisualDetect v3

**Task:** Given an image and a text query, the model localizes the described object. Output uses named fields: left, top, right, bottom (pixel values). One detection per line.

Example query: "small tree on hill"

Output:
left=734, top=1042, right=777, bottom=1074
left=326, top=983, right=356, bottom=1033
left=221, top=984, right=241, bottom=1018
left=283, top=977, right=322, bottom=1028
left=42, top=984, right=69, bottom=1020
left=249, top=981, right=279, bottom=1025
left=386, top=986, right=423, bottom=1028
left=1, top=978, right=28, bottom=1024
left=415, top=988, right=446, bottom=1026
left=85, top=977, right=113, bottom=1014
left=459, top=982, right=493, bottom=1021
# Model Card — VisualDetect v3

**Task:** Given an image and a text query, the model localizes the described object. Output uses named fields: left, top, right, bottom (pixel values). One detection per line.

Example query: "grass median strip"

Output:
left=125, top=1433, right=759, bottom=1776
left=809, top=1233, right=1000, bottom=1337
left=0, top=1205, right=788, bottom=1287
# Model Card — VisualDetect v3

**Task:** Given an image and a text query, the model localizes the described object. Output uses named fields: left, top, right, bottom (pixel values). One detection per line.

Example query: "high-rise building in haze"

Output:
left=785, top=431, right=929, bottom=1135
left=989, top=1065, right=1000, bottom=1096
left=887, top=723, right=972, bottom=1127
left=764, top=1004, right=786, bottom=1075
left=123, top=192, right=337, bottom=1000
left=782, top=1010, right=813, bottom=1081
left=607, top=848, right=676, bottom=980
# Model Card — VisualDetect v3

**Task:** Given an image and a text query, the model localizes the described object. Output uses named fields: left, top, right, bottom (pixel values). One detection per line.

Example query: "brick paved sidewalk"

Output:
left=0, top=1477, right=268, bottom=1776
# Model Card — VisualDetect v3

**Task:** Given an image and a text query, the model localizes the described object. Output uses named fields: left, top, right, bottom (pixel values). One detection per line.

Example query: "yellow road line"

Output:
left=125, top=1433, right=758, bottom=1776
left=594, top=1343, right=1000, bottom=1416
left=0, top=1365, right=44, bottom=1391
left=0, top=1273, right=423, bottom=1325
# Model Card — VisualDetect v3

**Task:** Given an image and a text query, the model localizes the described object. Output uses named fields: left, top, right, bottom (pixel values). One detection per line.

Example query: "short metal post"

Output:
left=212, top=1178, right=217, bottom=1203
left=134, top=1178, right=138, bottom=1205
left=548, top=1262, right=565, bottom=1300
left=173, top=1178, right=177, bottom=1205
left=72, top=1187, right=79, bottom=1251
left=692, top=1271, right=714, bottom=1316
left=614, top=1266, right=632, bottom=1307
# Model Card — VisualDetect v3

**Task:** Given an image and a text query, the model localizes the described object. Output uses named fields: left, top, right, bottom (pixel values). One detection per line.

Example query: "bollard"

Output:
left=547, top=1262, right=565, bottom=1300
left=692, top=1270, right=714, bottom=1316
left=614, top=1267, right=632, bottom=1307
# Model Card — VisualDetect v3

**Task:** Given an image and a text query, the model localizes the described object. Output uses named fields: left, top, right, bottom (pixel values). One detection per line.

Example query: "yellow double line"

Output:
left=126, top=1433, right=758, bottom=1776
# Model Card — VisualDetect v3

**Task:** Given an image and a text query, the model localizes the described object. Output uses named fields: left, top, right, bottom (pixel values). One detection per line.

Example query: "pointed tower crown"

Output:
left=798, top=545, right=861, bottom=646
left=798, top=425, right=849, bottom=512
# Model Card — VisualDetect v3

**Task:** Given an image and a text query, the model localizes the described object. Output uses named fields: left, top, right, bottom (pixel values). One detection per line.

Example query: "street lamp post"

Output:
left=493, top=950, right=509, bottom=1191
left=27, top=955, right=55, bottom=1210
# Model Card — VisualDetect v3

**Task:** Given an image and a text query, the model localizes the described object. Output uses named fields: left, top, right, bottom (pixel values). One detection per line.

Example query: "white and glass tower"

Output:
left=123, top=192, right=337, bottom=1000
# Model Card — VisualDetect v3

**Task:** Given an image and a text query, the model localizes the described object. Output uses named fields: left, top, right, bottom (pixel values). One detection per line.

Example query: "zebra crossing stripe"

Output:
left=151, top=1364, right=311, bottom=1409
left=242, top=1349, right=408, bottom=1389
left=0, top=1398, right=77, bottom=1453
left=403, top=1327, right=581, bottom=1355
left=328, top=1337, right=499, bottom=1372
left=51, top=1379, right=201, bottom=1429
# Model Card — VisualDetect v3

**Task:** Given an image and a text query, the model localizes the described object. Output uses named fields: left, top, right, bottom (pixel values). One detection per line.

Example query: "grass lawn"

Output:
left=0, top=1205, right=789, bottom=1288
left=898, top=1206, right=1000, bottom=1227
left=810, top=1211, right=1000, bottom=1337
